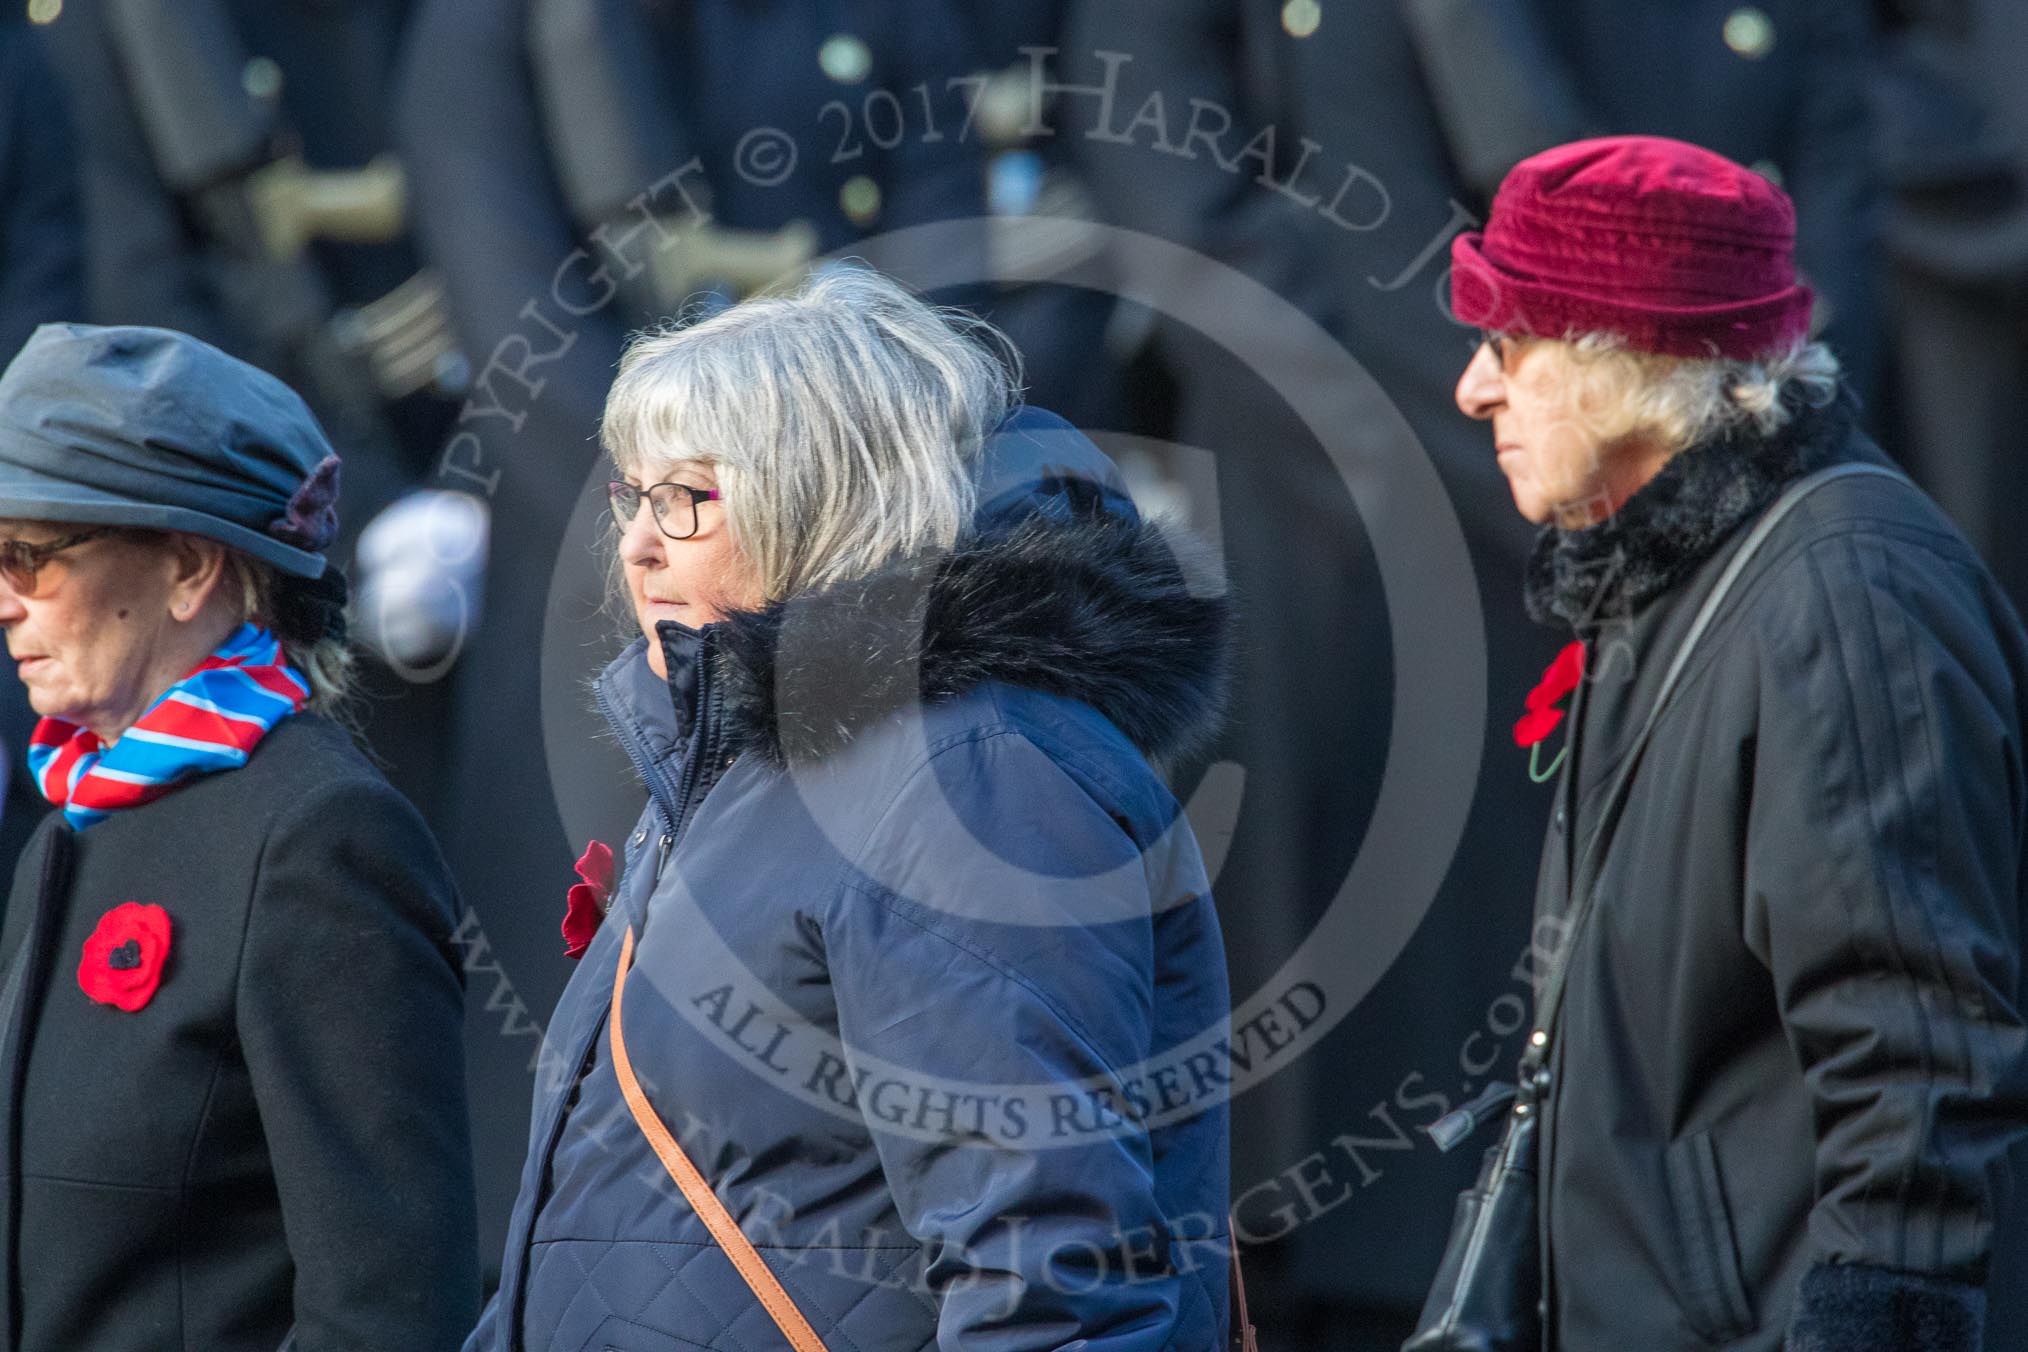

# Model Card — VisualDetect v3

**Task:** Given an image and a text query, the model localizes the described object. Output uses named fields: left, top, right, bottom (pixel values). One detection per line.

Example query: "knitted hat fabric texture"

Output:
left=1451, top=135, right=1815, bottom=360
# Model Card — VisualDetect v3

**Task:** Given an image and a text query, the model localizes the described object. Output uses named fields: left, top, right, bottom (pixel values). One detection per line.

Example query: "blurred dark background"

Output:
left=3, top=1, right=2026, bottom=1347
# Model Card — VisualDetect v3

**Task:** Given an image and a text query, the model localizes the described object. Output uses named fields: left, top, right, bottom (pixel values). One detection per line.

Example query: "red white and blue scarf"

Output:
left=28, top=623, right=311, bottom=830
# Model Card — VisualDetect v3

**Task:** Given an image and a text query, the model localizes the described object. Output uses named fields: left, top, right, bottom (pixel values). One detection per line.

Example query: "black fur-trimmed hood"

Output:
left=709, top=513, right=1231, bottom=768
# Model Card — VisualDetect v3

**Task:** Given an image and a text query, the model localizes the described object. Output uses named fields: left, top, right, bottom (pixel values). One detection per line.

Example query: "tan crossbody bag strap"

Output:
left=610, top=926, right=830, bottom=1352
left=612, top=924, right=1260, bottom=1352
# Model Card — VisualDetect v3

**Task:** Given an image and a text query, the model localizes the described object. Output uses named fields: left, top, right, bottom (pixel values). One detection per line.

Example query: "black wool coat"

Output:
left=1528, top=401, right=2028, bottom=1352
left=0, top=713, right=479, bottom=1351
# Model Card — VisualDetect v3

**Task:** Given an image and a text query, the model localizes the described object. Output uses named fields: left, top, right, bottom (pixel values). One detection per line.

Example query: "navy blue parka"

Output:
left=470, top=413, right=1235, bottom=1351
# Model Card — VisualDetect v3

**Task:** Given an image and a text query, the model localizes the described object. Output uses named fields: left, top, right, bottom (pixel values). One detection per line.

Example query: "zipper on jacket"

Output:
left=663, top=627, right=731, bottom=850
left=519, top=639, right=720, bottom=1347
left=595, top=626, right=734, bottom=883
left=593, top=679, right=682, bottom=839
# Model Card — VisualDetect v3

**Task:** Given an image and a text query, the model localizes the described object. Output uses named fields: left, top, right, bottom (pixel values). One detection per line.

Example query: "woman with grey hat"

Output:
left=0, top=324, right=478, bottom=1350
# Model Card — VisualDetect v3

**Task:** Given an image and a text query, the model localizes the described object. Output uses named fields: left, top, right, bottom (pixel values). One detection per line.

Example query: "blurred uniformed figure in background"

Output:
left=945, top=4, right=1125, bottom=433
left=396, top=0, right=1005, bottom=1269
left=1874, top=0, right=2028, bottom=612
left=0, top=12, right=79, bottom=366
left=1062, top=1, right=1882, bottom=1347
left=33, top=0, right=469, bottom=550
left=0, top=8, right=79, bottom=885
left=1059, top=8, right=1552, bottom=1346
left=30, top=0, right=473, bottom=823
left=1487, top=0, right=1884, bottom=401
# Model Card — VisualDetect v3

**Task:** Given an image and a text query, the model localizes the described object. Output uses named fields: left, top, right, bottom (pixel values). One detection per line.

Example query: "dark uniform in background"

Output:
left=34, top=0, right=464, bottom=549
left=1498, top=0, right=1883, bottom=401
left=0, top=14, right=78, bottom=884
left=34, top=0, right=465, bottom=824
left=397, top=0, right=992, bottom=1269
left=1061, top=6, right=1549, bottom=1346
left=1874, top=0, right=2028, bottom=611
left=945, top=4, right=1126, bottom=432
left=0, top=18, right=79, bottom=367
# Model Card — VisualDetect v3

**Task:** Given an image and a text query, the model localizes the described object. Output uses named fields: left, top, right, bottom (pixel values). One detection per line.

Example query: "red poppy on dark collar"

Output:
left=78, top=902, right=172, bottom=1012
left=1515, top=640, right=1585, bottom=748
left=564, top=840, right=614, bottom=960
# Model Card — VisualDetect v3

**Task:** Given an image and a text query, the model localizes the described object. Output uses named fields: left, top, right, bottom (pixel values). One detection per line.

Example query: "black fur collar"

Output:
left=709, top=514, right=1231, bottom=767
left=1524, top=392, right=1855, bottom=633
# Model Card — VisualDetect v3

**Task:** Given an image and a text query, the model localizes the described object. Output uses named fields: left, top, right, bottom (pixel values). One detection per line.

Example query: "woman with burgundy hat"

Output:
left=1420, top=136, right=2028, bottom=1351
left=0, top=323, right=478, bottom=1350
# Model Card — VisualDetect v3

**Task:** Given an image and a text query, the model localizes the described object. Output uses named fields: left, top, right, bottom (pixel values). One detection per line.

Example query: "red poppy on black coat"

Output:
left=1514, top=640, right=1586, bottom=748
left=78, top=902, right=172, bottom=1012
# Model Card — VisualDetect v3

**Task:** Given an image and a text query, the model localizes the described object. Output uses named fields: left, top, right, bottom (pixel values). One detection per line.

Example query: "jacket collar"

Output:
left=1524, top=391, right=1856, bottom=635
left=592, top=634, right=689, bottom=826
left=712, top=513, right=1230, bottom=766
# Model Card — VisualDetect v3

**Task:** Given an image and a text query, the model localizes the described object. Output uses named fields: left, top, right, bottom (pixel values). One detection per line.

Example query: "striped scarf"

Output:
left=28, top=624, right=311, bottom=830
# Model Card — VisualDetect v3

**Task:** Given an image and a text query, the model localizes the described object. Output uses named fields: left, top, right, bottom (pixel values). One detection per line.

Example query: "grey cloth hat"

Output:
left=0, top=324, right=341, bottom=578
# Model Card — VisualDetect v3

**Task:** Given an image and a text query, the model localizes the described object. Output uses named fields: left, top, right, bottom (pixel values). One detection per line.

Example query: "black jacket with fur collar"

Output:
left=1522, top=401, right=2028, bottom=1352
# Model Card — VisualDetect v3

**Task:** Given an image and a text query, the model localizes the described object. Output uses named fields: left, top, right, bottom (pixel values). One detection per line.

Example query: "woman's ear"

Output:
left=165, top=534, right=232, bottom=621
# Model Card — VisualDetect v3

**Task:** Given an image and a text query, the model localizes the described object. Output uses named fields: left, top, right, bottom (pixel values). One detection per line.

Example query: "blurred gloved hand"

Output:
left=353, top=489, right=490, bottom=677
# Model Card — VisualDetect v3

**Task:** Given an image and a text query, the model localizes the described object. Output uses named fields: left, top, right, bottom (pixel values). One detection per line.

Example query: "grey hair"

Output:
left=226, top=550, right=356, bottom=718
left=600, top=266, right=1021, bottom=602
left=1561, top=333, right=1843, bottom=452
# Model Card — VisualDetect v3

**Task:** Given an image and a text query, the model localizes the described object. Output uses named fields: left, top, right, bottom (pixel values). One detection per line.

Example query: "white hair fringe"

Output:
left=1562, top=333, right=1842, bottom=452
left=601, top=265, right=1022, bottom=602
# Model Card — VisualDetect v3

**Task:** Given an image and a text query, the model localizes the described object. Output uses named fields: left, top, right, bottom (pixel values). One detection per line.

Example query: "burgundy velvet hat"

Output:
left=1451, top=135, right=1814, bottom=360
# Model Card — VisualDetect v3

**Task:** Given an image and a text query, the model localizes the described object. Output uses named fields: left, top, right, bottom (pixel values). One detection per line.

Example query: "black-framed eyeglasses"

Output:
left=607, top=480, right=724, bottom=541
left=0, top=526, right=122, bottom=596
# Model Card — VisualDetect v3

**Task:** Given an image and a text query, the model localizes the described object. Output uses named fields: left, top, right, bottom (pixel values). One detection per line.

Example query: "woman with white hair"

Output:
left=1412, top=136, right=2028, bottom=1352
left=469, top=268, right=1235, bottom=1352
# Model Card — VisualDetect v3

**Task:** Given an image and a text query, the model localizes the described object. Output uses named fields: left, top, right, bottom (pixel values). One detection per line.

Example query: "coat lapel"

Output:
left=0, top=822, right=74, bottom=1350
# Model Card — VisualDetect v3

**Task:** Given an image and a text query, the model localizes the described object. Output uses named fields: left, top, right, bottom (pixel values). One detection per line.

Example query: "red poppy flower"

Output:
left=1514, top=640, right=1586, bottom=748
left=1513, top=705, right=1567, bottom=748
left=563, top=840, right=614, bottom=960
left=78, top=902, right=172, bottom=1012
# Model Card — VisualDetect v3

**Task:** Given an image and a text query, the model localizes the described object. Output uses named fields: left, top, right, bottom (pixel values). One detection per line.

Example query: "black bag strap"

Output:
left=1526, top=462, right=1907, bottom=1057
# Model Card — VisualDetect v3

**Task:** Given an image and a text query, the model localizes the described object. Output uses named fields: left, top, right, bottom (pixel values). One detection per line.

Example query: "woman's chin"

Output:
left=1503, top=479, right=1554, bottom=527
left=641, top=599, right=735, bottom=633
left=18, top=676, right=68, bottom=719
left=637, top=601, right=694, bottom=631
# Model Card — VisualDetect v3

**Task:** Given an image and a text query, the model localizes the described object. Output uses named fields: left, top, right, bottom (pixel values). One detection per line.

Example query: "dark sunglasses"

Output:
left=0, top=526, right=122, bottom=596
left=606, top=480, right=724, bottom=541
